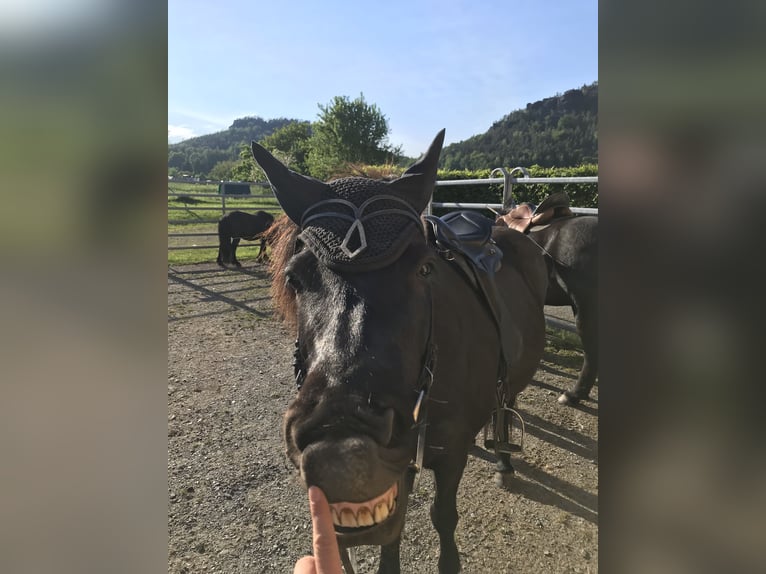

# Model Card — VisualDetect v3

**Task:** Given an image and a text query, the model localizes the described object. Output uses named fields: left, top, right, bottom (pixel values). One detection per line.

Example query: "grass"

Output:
left=543, top=328, right=584, bottom=372
left=168, top=183, right=282, bottom=266
left=546, top=326, right=583, bottom=349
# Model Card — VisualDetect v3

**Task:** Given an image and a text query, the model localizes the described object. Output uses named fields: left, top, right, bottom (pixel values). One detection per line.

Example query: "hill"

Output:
left=168, top=84, right=597, bottom=177
left=440, top=82, right=597, bottom=170
left=168, top=116, right=302, bottom=176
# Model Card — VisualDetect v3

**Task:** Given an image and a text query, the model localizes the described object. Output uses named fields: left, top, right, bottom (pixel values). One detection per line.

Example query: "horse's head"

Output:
left=254, top=131, right=445, bottom=547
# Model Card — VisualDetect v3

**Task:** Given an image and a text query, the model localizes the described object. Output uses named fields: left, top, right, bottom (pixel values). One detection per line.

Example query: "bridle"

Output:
left=289, top=210, right=439, bottom=491
left=408, top=282, right=436, bottom=490
left=290, top=281, right=437, bottom=491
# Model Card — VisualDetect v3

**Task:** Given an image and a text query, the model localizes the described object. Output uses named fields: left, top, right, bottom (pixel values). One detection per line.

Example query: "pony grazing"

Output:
left=497, top=195, right=598, bottom=406
left=255, top=130, right=547, bottom=574
left=216, top=210, right=275, bottom=267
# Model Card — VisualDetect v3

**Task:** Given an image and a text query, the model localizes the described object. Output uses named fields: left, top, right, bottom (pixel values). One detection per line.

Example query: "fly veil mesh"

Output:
left=297, top=177, right=425, bottom=272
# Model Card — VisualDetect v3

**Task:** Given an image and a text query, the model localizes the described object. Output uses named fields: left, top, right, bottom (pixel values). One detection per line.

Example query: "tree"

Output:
left=230, top=144, right=262, bottom=182
left=439, top=82, right=598, bottom=169
left=260, top=121, right=312, bottom=174
left=306, top=94, right=401, bottom=179
left=168, top=150, right=188, bottom=171
left=209, top=159, right=239, bottom=181
left=228, top=121, right=312, bottom=182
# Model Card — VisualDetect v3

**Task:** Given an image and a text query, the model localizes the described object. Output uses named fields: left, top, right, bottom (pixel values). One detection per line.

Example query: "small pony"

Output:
left=216, top=210, right=275, bottom=268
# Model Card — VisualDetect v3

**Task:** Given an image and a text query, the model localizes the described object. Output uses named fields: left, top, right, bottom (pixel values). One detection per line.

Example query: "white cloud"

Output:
left=168, top=125, right=196, bottom=143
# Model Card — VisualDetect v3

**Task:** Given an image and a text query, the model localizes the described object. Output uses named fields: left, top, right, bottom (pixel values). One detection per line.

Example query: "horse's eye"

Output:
left=418, top=263, right=432, bottom=277
left=285, top=271, right=303, bottom=293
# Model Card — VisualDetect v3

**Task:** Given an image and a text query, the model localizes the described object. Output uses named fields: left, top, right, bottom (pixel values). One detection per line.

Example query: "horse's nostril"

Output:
left=378, top=408, right=395, bottom=446
left=367, top=407, right=395, bottom=447
left=354, top=405, right=396, bottom=446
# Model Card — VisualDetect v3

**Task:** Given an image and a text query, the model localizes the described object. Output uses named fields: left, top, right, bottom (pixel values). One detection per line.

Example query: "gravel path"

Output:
left=168, top=263, right=598, bottom=573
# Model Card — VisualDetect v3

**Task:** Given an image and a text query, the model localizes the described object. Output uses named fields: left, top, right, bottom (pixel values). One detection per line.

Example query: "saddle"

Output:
left=499, top=190, right=573, bottom=233
left=425, top=211, right=501, bottom=276
left=426, top=211, right=524, bottom=456
left=425, top=211, right=513, bottom=373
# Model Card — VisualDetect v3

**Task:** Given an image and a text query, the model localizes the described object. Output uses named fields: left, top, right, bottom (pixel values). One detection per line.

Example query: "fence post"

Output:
left=221, top=192, right=226, bottom=215
left=496, top=167, right=531, bottom=210
left=490, top=167, right=512, bottom=211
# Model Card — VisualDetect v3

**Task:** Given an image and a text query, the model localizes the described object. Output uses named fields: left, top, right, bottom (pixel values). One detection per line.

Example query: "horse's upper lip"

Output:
left=329, top=481, right=399, bottom=530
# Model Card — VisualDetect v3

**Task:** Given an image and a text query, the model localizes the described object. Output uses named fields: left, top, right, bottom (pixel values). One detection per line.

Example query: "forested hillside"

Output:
left=167, top=116, right=300, bottom=176
left=168, top=83, right=597, bottom=178
left=439, top=82, right=597, bottom=170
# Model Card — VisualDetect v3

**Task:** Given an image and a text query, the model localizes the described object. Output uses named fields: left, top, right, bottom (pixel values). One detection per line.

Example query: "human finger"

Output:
left=308, top=486, right=343, bottom=574
left=293, top=555, right=316, bottom=574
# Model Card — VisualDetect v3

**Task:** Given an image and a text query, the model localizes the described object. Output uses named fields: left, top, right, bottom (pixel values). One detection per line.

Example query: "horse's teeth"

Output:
left=357, top=507, right=374, bottom=526
left=374, top=502, right=389, bottom=523
left=328, top=482, right=398, bottom=529
left=340, top=508, right=357, bottom=527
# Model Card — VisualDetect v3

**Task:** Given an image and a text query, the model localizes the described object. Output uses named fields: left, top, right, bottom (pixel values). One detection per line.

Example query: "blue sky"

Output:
left=169, top=0, right=597, bottom=157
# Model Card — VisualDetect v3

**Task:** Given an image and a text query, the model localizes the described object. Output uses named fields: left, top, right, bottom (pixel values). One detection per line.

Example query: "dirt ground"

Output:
left=168, top=262, right=598, bottom=574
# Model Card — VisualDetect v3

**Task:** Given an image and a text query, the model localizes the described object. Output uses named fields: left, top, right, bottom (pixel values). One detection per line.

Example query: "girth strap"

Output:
left=440, top=250, right=513, bottom=379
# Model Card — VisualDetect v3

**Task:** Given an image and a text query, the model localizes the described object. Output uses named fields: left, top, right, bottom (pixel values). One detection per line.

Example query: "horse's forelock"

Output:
left=266, top=215, right=299, bottom=331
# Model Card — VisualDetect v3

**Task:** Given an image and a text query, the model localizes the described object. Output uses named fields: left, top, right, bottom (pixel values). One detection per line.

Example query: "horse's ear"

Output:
left=251, top=141, right=329, bottom=225
left=387, top=129, right=445, bottom=213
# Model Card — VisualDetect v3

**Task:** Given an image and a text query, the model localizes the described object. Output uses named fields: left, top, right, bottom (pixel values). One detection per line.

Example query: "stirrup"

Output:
left=483, top=407, right=525, bottom=454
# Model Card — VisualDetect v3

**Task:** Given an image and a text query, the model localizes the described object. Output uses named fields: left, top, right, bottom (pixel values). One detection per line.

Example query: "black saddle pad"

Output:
left=437, top=210, right=494, bottom=243
left=425, top=211, right=500, bottom=275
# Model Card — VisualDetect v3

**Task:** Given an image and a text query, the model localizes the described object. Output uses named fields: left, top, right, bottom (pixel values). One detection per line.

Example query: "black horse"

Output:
left=216, top=210, right=275, bottom=267
left=255, top=130, right=547, bottom=573
left=497, top=194, right=598, bottom=405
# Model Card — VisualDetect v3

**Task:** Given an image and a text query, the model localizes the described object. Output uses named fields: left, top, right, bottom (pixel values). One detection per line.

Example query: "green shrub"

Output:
left=432, top=164, right=598, bottom=209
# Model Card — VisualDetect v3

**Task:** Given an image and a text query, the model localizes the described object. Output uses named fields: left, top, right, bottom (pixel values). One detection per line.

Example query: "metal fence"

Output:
left=168, top=170, right=598, bottom=253
left=168, top=182, right=280, bottom=251
left=429, top=167, right=598, bottom=215
left=429, top=169, right=598, bottom=335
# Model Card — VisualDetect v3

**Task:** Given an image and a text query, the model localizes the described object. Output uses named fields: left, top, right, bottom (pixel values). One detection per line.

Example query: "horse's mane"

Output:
left=265, top=214, right=300, bottom=331
left=330, top=163, right=403, bottom=181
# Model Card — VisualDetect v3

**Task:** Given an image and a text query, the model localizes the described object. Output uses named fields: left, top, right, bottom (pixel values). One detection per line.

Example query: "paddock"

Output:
left=167, top=262, right=598, bottom=573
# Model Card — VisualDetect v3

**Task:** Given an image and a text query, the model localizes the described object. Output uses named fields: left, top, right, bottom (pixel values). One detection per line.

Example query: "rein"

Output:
left=409, top=283, right=436, bottom=491
left=522, top=214, right=596, bottom=270
left=524, top=233, right=572, bottom=270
